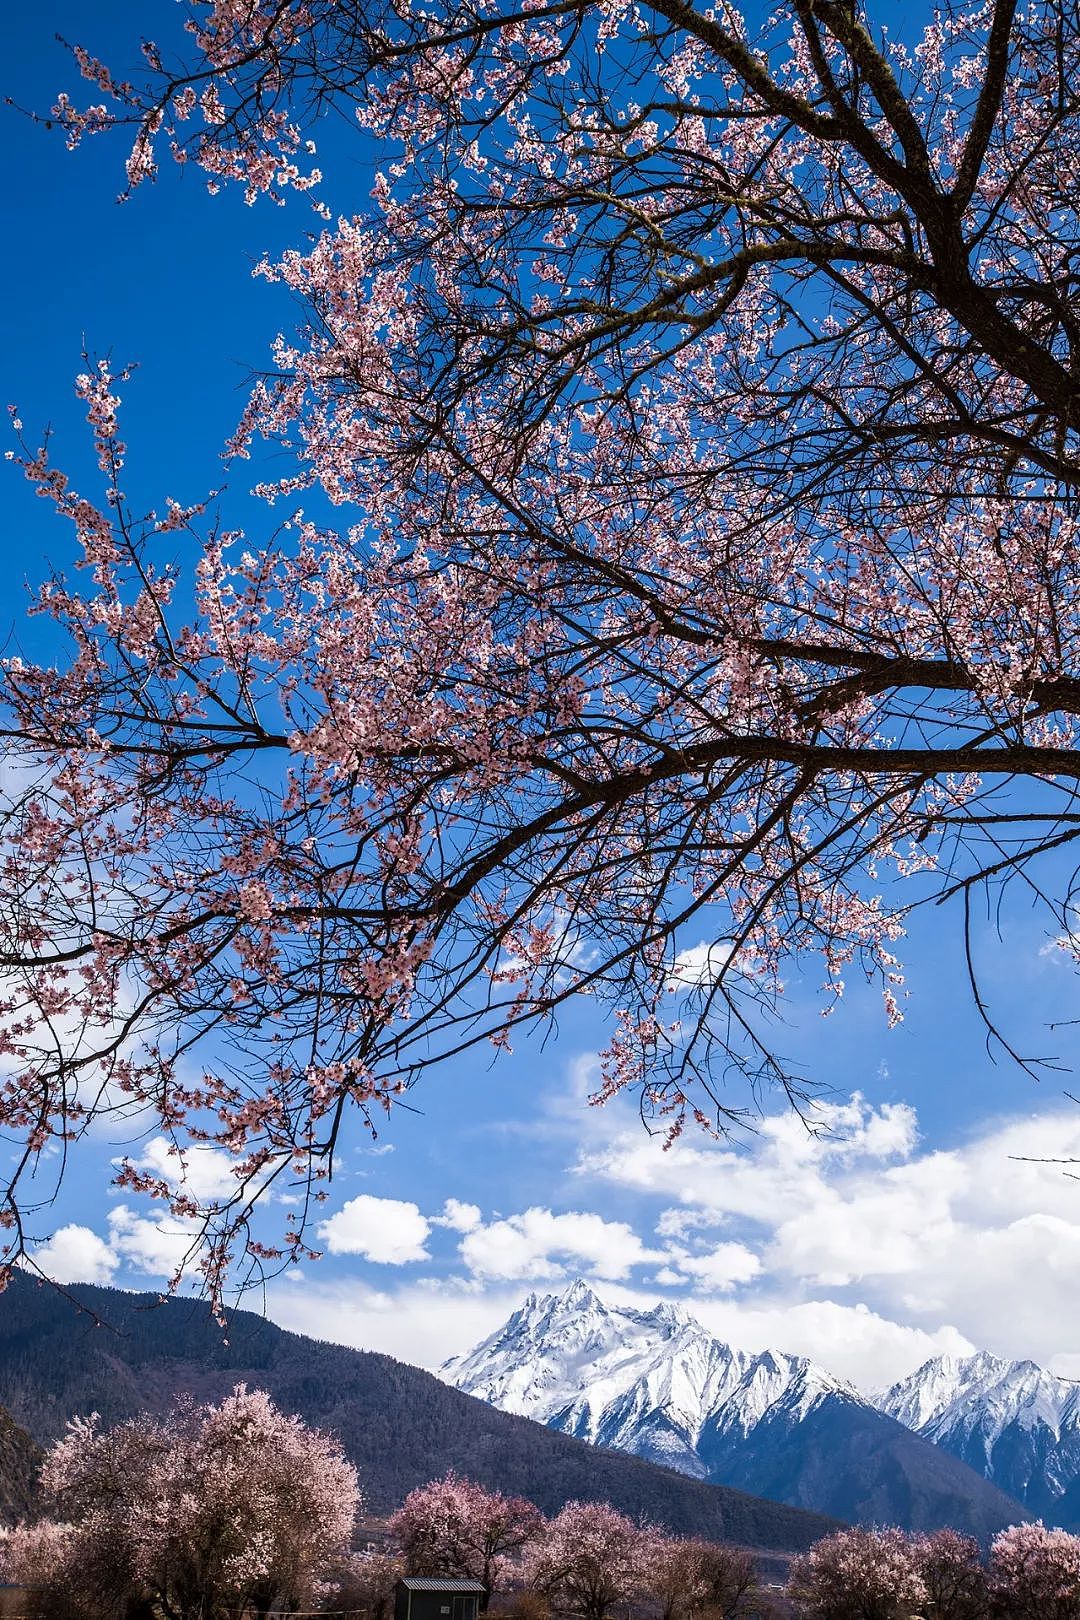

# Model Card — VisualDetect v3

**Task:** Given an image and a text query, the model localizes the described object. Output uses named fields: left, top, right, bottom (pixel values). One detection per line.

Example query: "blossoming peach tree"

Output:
left=390, top=1470, right=543, bottom=1602
left=3, top=1386, right=360, bottom=1619
left=4, top=0, right=1080, bottom=1302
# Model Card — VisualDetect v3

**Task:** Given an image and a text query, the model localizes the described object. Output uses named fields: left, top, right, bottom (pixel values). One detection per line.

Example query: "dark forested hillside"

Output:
left=0, top=1403, right=39, bottom=1524
left=0, top=1276, right=836, bottom=1551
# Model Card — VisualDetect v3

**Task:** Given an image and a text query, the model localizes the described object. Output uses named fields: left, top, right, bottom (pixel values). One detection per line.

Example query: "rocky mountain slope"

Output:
left=0, top=1273, right=836, bottom=1553
left=441, top=1282, right=1026, bottom=1538
left=879, top=1351, right=1080, bottom=1528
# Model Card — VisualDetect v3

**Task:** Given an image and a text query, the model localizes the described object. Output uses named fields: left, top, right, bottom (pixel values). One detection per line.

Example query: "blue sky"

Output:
left=3, top=3, right=1080, bottom=1393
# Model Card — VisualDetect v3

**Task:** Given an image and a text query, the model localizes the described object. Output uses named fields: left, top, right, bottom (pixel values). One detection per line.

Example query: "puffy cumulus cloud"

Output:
left=317, top=1193, right=431, bottom=1264
left=665, top=941, right=733, bottom=990
left=460, top=1206, right=659, bottom=1281
left=826, top=1096, right=920, bottom=1161
left=107, top=1203, right=200, bottom=1278
left=579, top=1093, right=918, bottom=1233
left=28, top=1204, right=206, bottom=1287
left=31, top=1223, right=118, bottom=1285
left=434, top=1199, right=483, bottom=1233
left=580, top=1095, right=1080, bottom=1374
left=662, top=1242, right=762, bottom=1293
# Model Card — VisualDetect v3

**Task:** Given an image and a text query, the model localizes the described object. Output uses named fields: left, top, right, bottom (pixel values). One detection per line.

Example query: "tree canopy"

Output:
left=2, top=1384, right=360, bottom=1619
left=3, top=0, right=1080, bottom=1300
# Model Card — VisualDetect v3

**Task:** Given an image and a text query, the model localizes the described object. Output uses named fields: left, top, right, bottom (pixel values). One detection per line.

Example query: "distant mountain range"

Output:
left=880, top=1351, right=1080, bottom=1528
left=0, top=1273, right=836, bottom=1553
left=6, top=1271, right=1075, bottom=1545
left=441, top=1281, right=1027, bottom=1538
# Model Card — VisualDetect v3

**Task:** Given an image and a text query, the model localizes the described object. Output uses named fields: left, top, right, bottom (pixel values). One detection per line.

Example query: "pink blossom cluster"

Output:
left=789, top=1521, right=1080, bottom=1619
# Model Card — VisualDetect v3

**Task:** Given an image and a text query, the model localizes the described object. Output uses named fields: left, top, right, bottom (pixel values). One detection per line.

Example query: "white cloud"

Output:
left=666, top=941, right=733, bottom=990
left=31, top=1223, right=118, bottom=1285
left=656, top=1208, right=722, bottom=1241
left=107, top=1203, right=200, bottom=1278
left=434, top=1199, right=483, bottom=1233
left=264, top=1275, right=525, bottom=1371
left=663, top=1241, right=762, bottom=1293
left=460, top=1206, right=659, bottom=1281
left=317, top=1194, right=431, bottom=1263
left=579, top=1095, right=1080, bottom=1376
left=578, top=1094, right=918, bottom=1236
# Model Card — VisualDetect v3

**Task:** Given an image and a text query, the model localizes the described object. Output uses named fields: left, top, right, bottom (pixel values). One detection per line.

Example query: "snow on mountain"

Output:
left=439, top=1282, right=1028, bottom=1537
left=878, top=1352, right=1080, bottom=1523
left=441, top=1279, right=856, bottom=1477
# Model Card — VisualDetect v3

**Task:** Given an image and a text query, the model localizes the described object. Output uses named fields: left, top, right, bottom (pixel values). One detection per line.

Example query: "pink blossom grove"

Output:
left=15, top=1384, right=361, bottom=1619
left=788, top=1526, right=928, bottom=1620
left=2, top=0, right=1080, bottom=1298
left=389, top=1470, right=544, bottom=1603
left=987, top=1520, right=1080, bottom=1619
left=787, top=1521, right=1080, bottom=1619
left=524, top=1500, right=650, bottom=1620
left=641, top=1532, right=758, bottom=1620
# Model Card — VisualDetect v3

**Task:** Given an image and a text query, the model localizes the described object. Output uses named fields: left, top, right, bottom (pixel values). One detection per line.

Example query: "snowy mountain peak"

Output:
left=440, top=1283, right=856, bottom=1475
left=554, top=1277, right=606, bottom=1312
left=644, top=1299, right=694, bottom=1330
left=881, top=1350, right=1080, bottom=1443
left=440, top=1284, right=1035, bottom=1536
left=879, top=1350, right=1080, bottom=1519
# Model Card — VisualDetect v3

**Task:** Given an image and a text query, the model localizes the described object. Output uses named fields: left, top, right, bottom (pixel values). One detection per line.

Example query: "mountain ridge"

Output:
left=0, top=1272, right=838, bottom=1553
left=441, top=1281, right=1027, bottom=1538
left=879, top=1350, right=1080, bottom=1527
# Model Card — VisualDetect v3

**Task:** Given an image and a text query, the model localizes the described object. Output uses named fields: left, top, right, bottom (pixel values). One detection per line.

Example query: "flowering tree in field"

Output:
left=788, top=1526, right=927, bottom=1620
left=6, top=0, right=1080, bottom=1295
left=390, top=1471, right=544, bottom=1604
left=987, top=1521, right=1080, bottom=1619
left=0, top=1519, right=87, bottom=1620
left=525, top=1500, right=646, bottom=1620
left=643, top=1534, right=758, bottom=1620
left=912, top=1528, right=988, bottom=1620
left=34, top=1384, right=360, bottom=1620
left=644, top=1535, right=715, bottom=1620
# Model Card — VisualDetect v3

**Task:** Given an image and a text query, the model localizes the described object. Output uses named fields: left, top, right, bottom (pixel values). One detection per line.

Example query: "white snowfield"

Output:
left=440, top=1279, right=859, bottom=1476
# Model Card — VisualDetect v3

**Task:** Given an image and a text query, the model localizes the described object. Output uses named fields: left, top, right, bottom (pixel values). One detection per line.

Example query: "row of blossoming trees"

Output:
left=4, top=1388, right=1080, bottom=1619
left=366, top=1493, right=1080, bottom=1620
left=386, top=1477, right=760, bottom=1620
left=0, top=1389, right=762, bottom=1619
left=788, top=1523, right=1080, bottom=1619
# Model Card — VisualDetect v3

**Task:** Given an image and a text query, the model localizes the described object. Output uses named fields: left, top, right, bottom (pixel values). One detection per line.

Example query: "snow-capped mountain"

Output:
left=440, top=1281, right=1026, bottom=1537
left=879, top=1352, right=1080, bottom=1527
left=443, top=1279, right=852, bottom=1477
